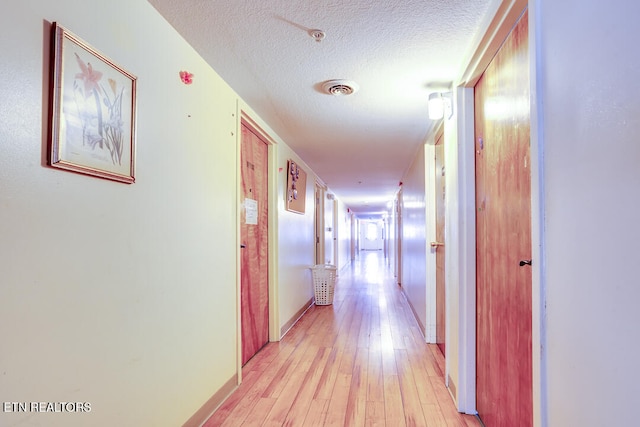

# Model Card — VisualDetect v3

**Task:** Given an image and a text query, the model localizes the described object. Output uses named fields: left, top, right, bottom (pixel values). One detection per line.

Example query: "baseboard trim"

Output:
left=182, top=374, right=238, bottom=427
left=280, top=298, right=314, bottom=338
left=447, top=374, right=457, bottom=402
left=401, top=288, right=427, bottom=338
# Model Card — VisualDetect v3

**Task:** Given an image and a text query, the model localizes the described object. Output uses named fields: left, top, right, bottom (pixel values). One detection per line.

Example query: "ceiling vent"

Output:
left=322, top=79, right=359, bottom=96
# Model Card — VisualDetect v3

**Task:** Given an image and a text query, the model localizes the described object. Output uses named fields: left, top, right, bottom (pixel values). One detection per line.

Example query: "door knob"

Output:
left=519, top=259, right=532, bottom=266
left=240, top=244, right=246, bottom=249
left=430, top=241, right=444, bottom=248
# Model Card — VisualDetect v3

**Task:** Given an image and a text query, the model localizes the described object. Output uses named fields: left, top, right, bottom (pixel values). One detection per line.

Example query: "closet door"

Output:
left=240, top=122, right=269, bottom=365
left=475, top=9, right=532, bottom=427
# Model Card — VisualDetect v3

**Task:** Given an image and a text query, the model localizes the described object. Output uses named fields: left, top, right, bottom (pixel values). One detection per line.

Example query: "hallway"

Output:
left=204, top=251, right=480, bottom=426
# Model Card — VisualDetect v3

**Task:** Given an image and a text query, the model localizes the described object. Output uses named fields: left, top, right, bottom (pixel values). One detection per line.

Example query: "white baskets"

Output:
left=311, top=264, right=337, bottom=305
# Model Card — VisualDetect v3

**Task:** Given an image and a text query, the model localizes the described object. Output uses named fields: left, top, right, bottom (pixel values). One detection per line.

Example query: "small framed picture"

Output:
left=49, top=23, right=137, bottom=183
left=286, top=160, right=307, bottom=214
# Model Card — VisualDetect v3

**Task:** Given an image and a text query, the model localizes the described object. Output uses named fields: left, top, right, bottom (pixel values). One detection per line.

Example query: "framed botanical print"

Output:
left=49, top=23, right=137, bottom=183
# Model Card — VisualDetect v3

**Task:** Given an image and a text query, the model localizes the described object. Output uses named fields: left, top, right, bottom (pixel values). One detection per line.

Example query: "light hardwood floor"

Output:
left=203, top=251, right=481, bottom=427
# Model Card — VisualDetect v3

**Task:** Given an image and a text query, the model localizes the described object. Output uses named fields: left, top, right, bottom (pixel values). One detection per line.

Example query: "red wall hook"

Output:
left=179, top=70, right=194, bottom=85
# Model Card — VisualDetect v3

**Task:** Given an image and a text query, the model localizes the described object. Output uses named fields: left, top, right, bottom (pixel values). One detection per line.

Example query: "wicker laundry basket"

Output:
left=311, top=264, right=337, bottom=305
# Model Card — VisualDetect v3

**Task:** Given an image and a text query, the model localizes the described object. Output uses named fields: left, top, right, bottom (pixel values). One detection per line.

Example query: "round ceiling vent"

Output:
left=322, top=79, right=359, bottom=96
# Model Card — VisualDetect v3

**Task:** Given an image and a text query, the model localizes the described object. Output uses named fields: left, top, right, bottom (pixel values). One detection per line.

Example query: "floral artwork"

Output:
left=72, top=53, right=127, bottom=165
left=50, top=23, right=137, bottom=183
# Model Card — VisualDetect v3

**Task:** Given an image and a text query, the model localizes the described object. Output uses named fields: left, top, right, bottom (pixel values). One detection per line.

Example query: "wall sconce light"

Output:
left=428, top=92, right=453, bottom=120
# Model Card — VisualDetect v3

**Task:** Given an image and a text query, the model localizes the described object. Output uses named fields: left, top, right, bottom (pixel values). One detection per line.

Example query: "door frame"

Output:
left=236, top=111, right=279, bottom=381
left=433, top=129, right=446, bottom=356
left=314, top=180, right=327, bottom=265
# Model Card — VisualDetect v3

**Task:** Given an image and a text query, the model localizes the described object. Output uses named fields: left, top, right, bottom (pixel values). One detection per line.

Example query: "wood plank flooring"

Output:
left=203, top=251, right=480, bottom=427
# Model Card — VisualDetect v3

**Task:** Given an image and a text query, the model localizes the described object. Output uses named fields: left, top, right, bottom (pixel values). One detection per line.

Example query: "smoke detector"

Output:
left=322, top=79, right=359, bottom=96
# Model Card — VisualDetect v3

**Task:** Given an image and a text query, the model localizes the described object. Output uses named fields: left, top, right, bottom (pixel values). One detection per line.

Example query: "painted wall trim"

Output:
left=235, top=100, right=243, bottom=383
left=268, top=142, right=280, bottom=343
left=528, top=3, right=547, bottom=426
left=459, top=0, right=529, bottom=86
left=449, top=86, right=477, bottom=414
left=181, top=374, right=238, bottom=427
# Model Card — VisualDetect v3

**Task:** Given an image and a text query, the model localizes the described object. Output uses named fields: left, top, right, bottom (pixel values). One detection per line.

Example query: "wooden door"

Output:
left=240, top=122, right=269, bottom=366
left=475, top=9, right=532, bottom=427
left=434, top=133, right=446, bottom=355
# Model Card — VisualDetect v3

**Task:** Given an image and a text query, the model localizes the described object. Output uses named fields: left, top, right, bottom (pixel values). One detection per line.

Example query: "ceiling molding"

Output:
left=458, top=0, right=528, bottom=87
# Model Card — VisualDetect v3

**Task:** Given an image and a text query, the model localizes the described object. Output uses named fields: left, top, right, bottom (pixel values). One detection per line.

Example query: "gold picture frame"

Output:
left=49, top=23, right=137, bottom=184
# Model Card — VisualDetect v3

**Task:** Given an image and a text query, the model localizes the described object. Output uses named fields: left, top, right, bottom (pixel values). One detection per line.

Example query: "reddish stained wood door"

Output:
left=241, top=122, right=269, bottom=366
left=434, top=133, right=446, bottom=356
left=475, top=9, right=532, bottom=427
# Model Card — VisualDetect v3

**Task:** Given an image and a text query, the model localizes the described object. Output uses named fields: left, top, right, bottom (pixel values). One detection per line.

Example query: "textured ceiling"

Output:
left=148, top=0, right=497, bottom=218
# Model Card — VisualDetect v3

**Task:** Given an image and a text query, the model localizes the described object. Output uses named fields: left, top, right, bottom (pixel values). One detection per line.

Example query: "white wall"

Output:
left=1, top=1, right=238, bottom=425
left=274, top=151, right=353, bottom=332
left=441, top=86, right=476, bottom=412
left=400, top=144, right=429, bottom=335
left=274, top=141, right=318, bottom=333
left=387, top=203, right=397, bottom=272
left=532, top=1, right=640, bottom=425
